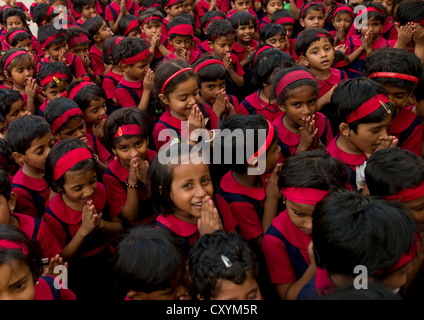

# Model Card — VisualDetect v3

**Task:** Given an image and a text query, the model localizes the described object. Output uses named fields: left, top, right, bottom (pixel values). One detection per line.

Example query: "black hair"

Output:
left=37, top=24, right=67, bottom=49
left=200, top=10, right=226, bottom=30
left=251, top=45, right=294, bottom=90
left=413, top=73, right=424, bottom=102
left=44, top=137, right=97, bottom=192
left=137, top=0, right=163, bottom=14
left=364, top=47, right=423, bottom=92
left=278, top=149, right=350, bottom=191
left=321, top=281, right=402, bottom=300
left=272, top=65, right=318, bottom=106
left=332, top=49, right=350, bottom=70
left=65, top=81, right=106, bottom=112
left=6, top=115, right=51, bottom=155
left=299, top=1, right=325, bottom=19
left=206, top=18, right=235, bottom=42
left=215, top=114, right=278, bottom=174
left=331, top=78, right=395, bottom=133
left=174, top=12, right=195, bottom=28
left=167, top=17, right=194, bottom=40
left=103, top=107, right=154, bottom=153
left=115, top=36, right=151, bottom=66
left=5, top=27, right=30, bottom=47
left=117, top=14, right=140, bottom=37
left=312, top=190, right=417, bottom=277
left=396, top=0, right=424, bottom=26
left=102, top=36, right=122, bottom=65
left=0, top=224, right=44, bottom=284
left=72, top=0, right=97, bottom=13
left=262, top=0, right=281, bottom=10
left=0, top=48, right=32, bottom=77
left=32, top=3, right=60, bottom=26
left=162, top=0, right=184, bottom=8
left=192, top=54, right=229, bottom=85
left=81, top=15, right=105, bottom=42
left=35, top=61, right=73, bottom=89
left=357, top=1, right=387, bottom=24
left=112, top=225, right=186, bottom=294
left=0, top=88, right=24, bottom=119
left=66, top=26, right=90, bottom=49
left=230, top=10, right=257, bottom=33
left=294, top=28, right=334, bottom=57
left=271, top=8, right=295, bottom=26
left=138, top=7, right=164, bottom=26
left=0, top=168, right=11, bottom=200
left=332, top=3, right=354, bottom=20
left=0, top=138, right=17, bottom=176
left=154, top=59, right=195, bottom=98
left=2, top=7, right=26, bottom=26
left=188, top=230, right=260, bottom=300
left=365, top=147, right=424, bottom=197
left=259, top=22, right=286, bottom=42
left=44, top=97, right=83, bottom=133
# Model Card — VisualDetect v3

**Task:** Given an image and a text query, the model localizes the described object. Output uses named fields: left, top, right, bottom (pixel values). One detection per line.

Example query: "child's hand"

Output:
left=42, top=254, right=68, bottom=278
left=223, top=53, right=233, bottom=70
left=209, top=0, right=217, bottom=10
left=334, top=25, right=346, bottom=43
left=265, top=162, right=283, bottom=201
left=334, top=44, right=348, bottom=54
left=296, top=115, right=319, bottom=154
left=82, top=53, right=91, bottom=69
left=80, top=200, right=102, bottom=236
left=93, top=118, right=106, bottom=140
left=364, top=30, right=374, bottom=55
left=396, top=22, right=415, bottom=48
left=245, top=46, right=255, bottom=60
left=135, top=158, right=149, bottom=185
left=58, top=51, right=68, bottom=66
left=212, top=89, right=227, bottom=118
left=179, top=48, right=190, bottom=63
left=197, top=196, right=223, bottom=236
left=80, top=135, right=89, bottom=147
left=120, top=0, right=128, bottom=15
left=28, top=52, right=36, bottom=67
left=25, top=77, right=38, bottom=100
left=188, top=104, right=205, bottom=135
left=150, top=31, right=161, bottom=47
left=142, top=68, right=154, bottom=92
left=128, top=154, right=139, bottom=185
left=225, top=96, right=236, bottom=115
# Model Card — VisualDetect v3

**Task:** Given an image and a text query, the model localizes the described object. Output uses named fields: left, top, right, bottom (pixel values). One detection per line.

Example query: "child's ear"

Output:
left=8, top=191, right=16, bottom=213
left=203, top=28, right=207, bottom=35
left=158, top=185, right=163, bottom=195
left=12, top=151, right=25, bottom=166
left=158, top=93, right=169, bottom=105
left=339, top=122, right=351, bottom=138
left=299, top=54, right=309, bottom=67
left=42, top=48, right=49, bottom=56
left=299, top=18, right=305, bottom=28
left=2, top=70, right=9, bottom=80
left=207, top=41, right=214, bottom=49
left=53, top=131, right=61, bottom=141
left=121, top=63, right=130, bottom=73
left=93, top=33, right=101, bottom=42
left=278, top=104, right=286, bottom=113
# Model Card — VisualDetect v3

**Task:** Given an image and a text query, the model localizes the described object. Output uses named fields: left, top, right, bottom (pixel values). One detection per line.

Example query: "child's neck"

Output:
left=200, top=96, right=212, bottom=107
left=309, top=67, right=331, bottom=81
left=21, top=163, right=44, bottom=179
left=13, top=83, right=26, bottom=95
left=232, top=170, right=262, bottom=188
left=123, top=72, right=141, bottom=82
left=259, top=85, right=276, bottom=104
left=282, top=113, right=301, bottom=134
left=112, top=64, right=123, bottom=74
left=173, top=210, right=198, bottom=225
left=236, top=38, right=250, bottom=47
left=336, top=133, right=364, bottom=155
left=94, top=41, right=104, bottom=50
left=61, top=193, right=86, bottom=211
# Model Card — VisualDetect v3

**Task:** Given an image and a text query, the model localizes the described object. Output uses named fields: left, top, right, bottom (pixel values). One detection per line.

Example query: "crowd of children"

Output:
left=0, top=0, right=423, bottom=301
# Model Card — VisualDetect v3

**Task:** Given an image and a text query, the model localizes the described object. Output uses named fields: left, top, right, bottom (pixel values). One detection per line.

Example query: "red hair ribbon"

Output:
left=140, top=16, right=161, bottom=27
left=160, top=67, right=193, bottom=95
left=114, top=124, right=142, bottom=139
left=247, top=120, right=275, bottom=164
left=194, top=59, right=226, bottom=72
left=385, top=181, right=424, bottom=202
left=253, top=45, right=274, bottom=66
left=345, top=93, right=391, bottom=123
left=300, top=1, right=325, bottom=18
left=357, top=7, right=385, bottom=18
left=168, top=24, right=194, bottom=36
left=53, top=147, right=93, bottom=180
left=120, top=48, right=151, bottom=65
left=124, top=19, right=140, bottom=36
left=165, top=0, right=180, bottom=7
left=40, top=72, right=69, bottom=87
left=67, top=33, right=90, bottom=50
left=0, top=239, right=29, bottom=255
left=108, top=36, right=123, bottom=55
left=52, top=108, right=83, bottom=132
left=332, top=5, right=354, bottom=19
left=204, top=16, right=225, bottom=29
left=39, top=5, right=55, bottom=26
left=274, top=17, right=296, bottom=25
left=281, top=187, right=329, bottom=205
left=41, top=33, right=66, bottom=49
left=413, top=20, right=424, bottom=26
left=276, top=70, right=315, bottom=98
left=7, top=29, right=28, bottom=44
left=368, top=72, right=419, bottom=84
left=4, top=50, right=29, bottom=69
left=68, top=81, right=93, bottom=100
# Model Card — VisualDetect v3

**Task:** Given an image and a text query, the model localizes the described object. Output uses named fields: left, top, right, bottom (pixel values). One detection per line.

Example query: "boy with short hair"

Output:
left=6, top=115, right=55, bottom=219
left=161, top=0, right=184, bottom=36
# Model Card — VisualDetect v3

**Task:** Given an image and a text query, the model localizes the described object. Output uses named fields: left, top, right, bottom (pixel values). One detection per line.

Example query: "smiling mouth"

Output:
left=192, top=202, right=202, bottom=209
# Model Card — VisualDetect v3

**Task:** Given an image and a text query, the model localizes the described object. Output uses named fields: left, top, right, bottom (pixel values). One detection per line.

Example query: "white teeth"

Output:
left=193, top=202, right=202, bottom=206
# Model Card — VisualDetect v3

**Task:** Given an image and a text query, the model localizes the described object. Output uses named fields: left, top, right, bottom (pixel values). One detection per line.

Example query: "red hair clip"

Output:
left=61, top=91, right=68, bottom=97
left=82, top=75, right=91, bottom=82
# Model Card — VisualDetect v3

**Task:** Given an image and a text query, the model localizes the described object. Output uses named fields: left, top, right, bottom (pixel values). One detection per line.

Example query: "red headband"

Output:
left=4, top=50, right=29, bottom=69
left=53, top=147, right=93, bottom=180
left=41, top=33, right=66, bottom=49
left=0, top=239, right=29, bottom=255
left=114, top=124, right=142, bottom=139
left=205, top=16, right=225, bottom=29
left=274, top=17, right=295, bottom=25
left=120, top=48, right=151, bottom=65
left=345, top=93, right=391, bottom=123
left=253, top=45, right=274, bottom=66
left=40, top=72, right=69, bottom=87
left=165, top=0, right=180, bottom=7
left=276, top=70, right=315, bottom=97
left=333, top=5, right=354, bottom=19
left=52, top=108, right=83, bottom=132
left=168, top=24, right=193, bottom=36
left=413, top=20, right=424, bottom=26
left=281, top=187, right=329, bottom=205
left=368, top=72, right=419, bottom=84
left=160, top=67, right=193, bottom=95
left=108, top=36, right=123, bottom=55
left=39, top=5, right=55, bottom=26
left=124, top=19, right=140, bottom=36
left=194, top=59, right=226, bottom=72
left=67, top=81, right=93, bottom=100
left=247, top=120, right=275, bottom=164
left=357, top=7, right=385, bottom=18
left=385, top=181, right=424, bottom=202
left=68, top=34, right=90, bottom=50
left=7, top=29, right=28, bottom=44
left=300, top=2, right=325, bottom=18
left=140, top=16, right=161, bottom=27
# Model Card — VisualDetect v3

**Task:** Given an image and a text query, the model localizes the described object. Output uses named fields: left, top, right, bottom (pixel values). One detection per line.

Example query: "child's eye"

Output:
left=183, top=183, right=192, bottom=188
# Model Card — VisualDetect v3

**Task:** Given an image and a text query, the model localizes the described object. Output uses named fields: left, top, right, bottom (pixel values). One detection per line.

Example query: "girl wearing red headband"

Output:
left=271, top=66, right=333, bottom=165
left=0, top=224, right=76, bottom=300
left=161, top=0, right=185, bottom=36
left=262, top=149, right=350, bottom=300
left=258, top=0, right=284, bottom=32
left=43, top=138, right=123, bottom=300
left=298, top=1, right=326, bottom=30
left=103, top=107, right=158, bottom=224
left=330, top=4, right=354, bottom=46
left=105, top=0, right=140, bottom=34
